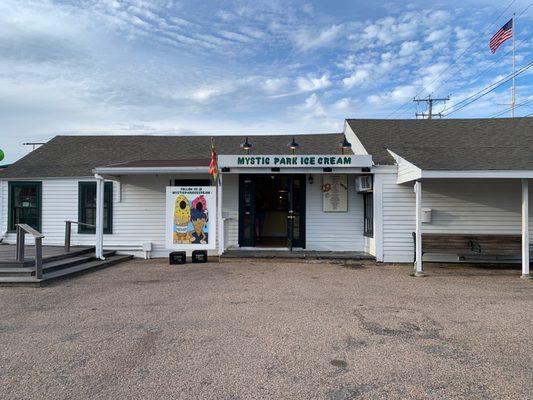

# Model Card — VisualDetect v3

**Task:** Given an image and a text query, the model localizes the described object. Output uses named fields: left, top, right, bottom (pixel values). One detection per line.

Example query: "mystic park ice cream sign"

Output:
left=218, top=154, right=372, bottom=168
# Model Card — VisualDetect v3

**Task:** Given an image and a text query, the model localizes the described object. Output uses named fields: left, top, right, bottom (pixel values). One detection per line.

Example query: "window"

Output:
left=8, top=181, right=42, bottom=231
left=363, top=192, right=373, bottom=238
left=78, top=182, right=113, bottom=234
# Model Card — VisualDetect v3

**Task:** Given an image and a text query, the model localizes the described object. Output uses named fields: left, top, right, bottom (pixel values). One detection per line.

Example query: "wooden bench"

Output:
left=412, top=233, right=532, bottom=263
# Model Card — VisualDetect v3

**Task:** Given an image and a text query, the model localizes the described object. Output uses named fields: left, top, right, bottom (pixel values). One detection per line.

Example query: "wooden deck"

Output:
left=0, top=244, right=94, bottom=264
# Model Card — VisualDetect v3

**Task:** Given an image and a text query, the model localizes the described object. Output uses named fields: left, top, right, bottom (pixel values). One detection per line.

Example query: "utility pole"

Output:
left=413, top=95, right=450, bottom=119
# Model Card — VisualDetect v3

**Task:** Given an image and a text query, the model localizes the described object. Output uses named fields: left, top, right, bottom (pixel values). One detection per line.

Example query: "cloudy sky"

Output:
left=1, top=0, right=532, bottom=163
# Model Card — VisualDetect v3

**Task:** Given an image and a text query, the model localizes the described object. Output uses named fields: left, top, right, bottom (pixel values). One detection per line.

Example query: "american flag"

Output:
left=489, top=18, right=513, bottom=54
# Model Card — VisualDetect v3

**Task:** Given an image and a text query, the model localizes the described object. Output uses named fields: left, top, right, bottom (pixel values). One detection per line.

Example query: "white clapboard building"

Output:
left=0, top=118, right=531, bottom=277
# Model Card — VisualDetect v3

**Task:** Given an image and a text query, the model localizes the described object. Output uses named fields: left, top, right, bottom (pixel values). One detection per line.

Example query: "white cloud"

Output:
left=418, top=63, right=449, bottom=93
left=296, top=74, right=331, bottom=92
left=292, top=24, right=343, bottom=52
left=343, top=69, right=370, bottom=89
left=399, top=41, right=420, bottom=57
left=261, top=77, right=290, bottom=94
left=367, top=84, right=417, bottom=105
left=426, top=28, right=450, bottom=43
left=331, top=98, right=356, bottom=112
left=294, top=93, right=326, bottom=117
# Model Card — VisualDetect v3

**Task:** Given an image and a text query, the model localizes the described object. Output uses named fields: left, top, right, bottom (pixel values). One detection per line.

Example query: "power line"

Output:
left=490, top=99, right=533, bottom=117
left=444, top=62, right=532, bottom=116
left=443, top=61, right=533, bottom=116
left=442, top=61, right=532, bottom=113
left=385, top=0, right=521, bottom=119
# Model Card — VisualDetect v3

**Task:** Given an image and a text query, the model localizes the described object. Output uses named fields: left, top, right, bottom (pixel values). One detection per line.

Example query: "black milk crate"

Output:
left=169, top=251, right=186, bottom=265
left=192, top=250, right=208, bottom=263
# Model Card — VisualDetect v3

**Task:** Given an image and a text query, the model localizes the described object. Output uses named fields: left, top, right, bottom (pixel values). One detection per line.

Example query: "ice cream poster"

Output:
left=165, top=186, right=217, bottom=250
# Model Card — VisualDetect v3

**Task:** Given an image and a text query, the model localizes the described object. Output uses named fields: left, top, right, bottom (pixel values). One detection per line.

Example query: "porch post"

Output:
left=414, top=180, right=424, bottom=276
left=373, top=173, right=384, bottom=262
left=521, top=179, right=530, bottom=279
left=218, top=174, right=224, bottom=256
left=95, top=174, right=105, bottom=260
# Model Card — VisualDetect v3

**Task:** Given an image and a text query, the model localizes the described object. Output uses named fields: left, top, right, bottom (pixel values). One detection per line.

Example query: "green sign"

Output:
left=218, top=154, right=372, bottom=168
left=0, top=149, right=4, bottom=162
left=236, top=156, right=353, bottom=166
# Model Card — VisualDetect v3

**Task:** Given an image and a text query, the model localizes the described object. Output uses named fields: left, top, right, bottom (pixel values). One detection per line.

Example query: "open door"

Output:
left=239, top=174, right=305, bottom=249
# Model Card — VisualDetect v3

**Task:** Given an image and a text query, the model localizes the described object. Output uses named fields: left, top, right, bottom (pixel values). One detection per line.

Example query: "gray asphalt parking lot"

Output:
left=0, top=259, right=532, bottom=400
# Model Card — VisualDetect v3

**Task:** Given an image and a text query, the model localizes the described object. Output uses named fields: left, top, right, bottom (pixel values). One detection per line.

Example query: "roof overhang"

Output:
left=417, top=170, right=533, bottom=180
left=94, top=166, right=209, bottom=175
left=388, top=150, right=533, bottom=183
left=93, top=159, right=210, bottom=175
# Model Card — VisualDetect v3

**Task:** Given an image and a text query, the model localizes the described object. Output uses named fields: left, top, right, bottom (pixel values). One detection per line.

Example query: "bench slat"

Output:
left=413, top=233, right=530, bottom=262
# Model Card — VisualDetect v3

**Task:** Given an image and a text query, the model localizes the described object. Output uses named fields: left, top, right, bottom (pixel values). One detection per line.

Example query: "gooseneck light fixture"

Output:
left=241, top=136, right=253, bottom=154
left=340, top=136, right=352, bottom=155
left=287, top=136, right=299, bottom=155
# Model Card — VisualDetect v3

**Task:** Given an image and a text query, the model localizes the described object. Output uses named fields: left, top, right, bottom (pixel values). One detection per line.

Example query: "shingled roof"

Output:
left=347, top=118, right=533, bottom=170
left=1, top=133, right=346, bottom=178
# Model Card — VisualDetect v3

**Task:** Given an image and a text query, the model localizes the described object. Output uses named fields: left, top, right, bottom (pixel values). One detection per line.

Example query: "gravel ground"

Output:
left=0, top=259, right=532, bottom=400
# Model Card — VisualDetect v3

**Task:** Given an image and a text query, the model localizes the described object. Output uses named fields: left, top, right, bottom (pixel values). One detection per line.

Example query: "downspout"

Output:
left=94, top=174, right=105, bottom=260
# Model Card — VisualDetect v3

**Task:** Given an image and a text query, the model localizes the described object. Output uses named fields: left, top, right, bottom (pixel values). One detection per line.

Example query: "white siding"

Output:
left=1, top=175, right=213, bottom=257
left=2, top=179, right=86, bottom=246
left=305, top=174, right=364, bottom=251
left=382, top=173, right=416, bottom=263
left=381, top=177, right=533, bottom=263
left=222, top=174, right=239, bottom=248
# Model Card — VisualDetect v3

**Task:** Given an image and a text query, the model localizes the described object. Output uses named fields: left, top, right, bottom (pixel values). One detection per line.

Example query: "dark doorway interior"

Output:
left=255, top=175, right=289, bottom=247
left=239, top=174, right=305, bottom=249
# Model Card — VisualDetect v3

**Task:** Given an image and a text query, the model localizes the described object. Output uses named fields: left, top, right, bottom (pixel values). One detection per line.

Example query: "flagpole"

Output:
left=511, top=13, right=516, bottom=117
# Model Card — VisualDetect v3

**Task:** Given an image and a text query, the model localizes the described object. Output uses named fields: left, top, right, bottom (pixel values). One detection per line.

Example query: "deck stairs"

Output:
left=0, top=247, right=132, bottom=285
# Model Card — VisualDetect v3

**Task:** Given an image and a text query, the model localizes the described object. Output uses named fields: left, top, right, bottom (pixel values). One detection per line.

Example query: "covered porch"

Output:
left=411, top=177, right=531, bottom=278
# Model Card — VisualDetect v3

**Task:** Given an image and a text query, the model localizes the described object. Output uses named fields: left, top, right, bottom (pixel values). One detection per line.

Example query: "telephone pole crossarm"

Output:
left=413, top=95, right=450, bottom=119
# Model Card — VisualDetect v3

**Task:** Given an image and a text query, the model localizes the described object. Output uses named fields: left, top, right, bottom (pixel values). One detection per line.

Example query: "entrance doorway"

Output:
left=239, top=174, right=306, bottom=249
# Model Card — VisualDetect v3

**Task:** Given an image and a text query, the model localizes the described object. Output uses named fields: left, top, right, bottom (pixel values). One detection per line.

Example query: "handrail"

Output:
left=16, top=223, right=44, bottom=239
left=64, top=220, right=96, bottom=253
left=15, top=224, right=44, bottom=279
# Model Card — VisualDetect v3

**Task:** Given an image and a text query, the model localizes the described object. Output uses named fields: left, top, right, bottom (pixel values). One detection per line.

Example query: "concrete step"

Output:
left=221, top=250, right=374, bottom=260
